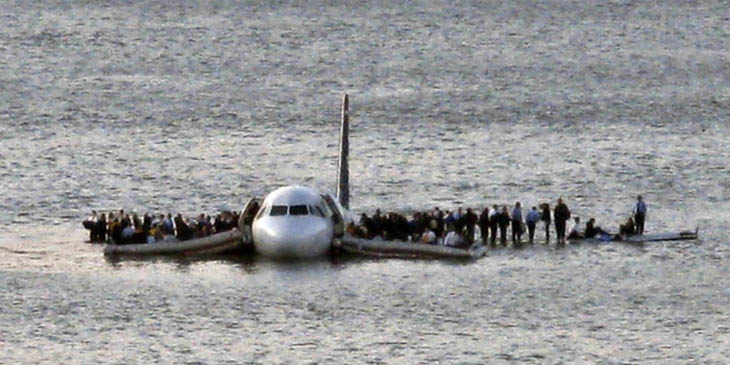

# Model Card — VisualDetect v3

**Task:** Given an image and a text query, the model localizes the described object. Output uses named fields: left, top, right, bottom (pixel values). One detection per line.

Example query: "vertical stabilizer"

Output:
left=336, top=94, right=350, bottom=209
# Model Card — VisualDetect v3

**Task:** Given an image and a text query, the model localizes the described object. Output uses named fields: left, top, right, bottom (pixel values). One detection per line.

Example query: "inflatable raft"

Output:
left=335, top=235, right=487, bottom=260
left=104, top=229, right=245, bottom=256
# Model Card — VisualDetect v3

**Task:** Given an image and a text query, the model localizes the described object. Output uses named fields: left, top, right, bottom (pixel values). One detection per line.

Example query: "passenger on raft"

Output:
left=633, top=195, right=648, bottom=235
left=526, top=206, right=540, bottom=244
left=489, top=205, right=499, bottom=246
left=462, top=208, right=478, bottom=244
left=619, top=216, right=637, bottom=237
left=95, top=213, right=107, bottom=243
left=82, top=210, right=98, bottom=242
left=497, top=206, right=511, bottom=246
left=585, top=218, right=611, bottom=238
left=421, top=227, right=437, bottom=244
left=554, top=198, right=571, bottom=245
left=94, top=208, right=242, bottom=244
left=540, top=203, right=551, bottom=244
left=478, top=207, right=490, bottom=245
left=511, top=202, right=524, bottom=246
left=567, top=217, right=584, bottom=239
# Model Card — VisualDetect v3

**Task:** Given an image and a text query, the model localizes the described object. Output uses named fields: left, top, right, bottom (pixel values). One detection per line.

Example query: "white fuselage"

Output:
left=252, top=186, right=343, bottom=258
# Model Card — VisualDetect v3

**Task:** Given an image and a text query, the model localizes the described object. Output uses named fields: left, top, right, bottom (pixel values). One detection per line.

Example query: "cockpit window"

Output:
left=289, top=205, right=308, bottom=216
left=270, top=205, right=288, bottom=216
left=309, top=205, right=325, bottom=217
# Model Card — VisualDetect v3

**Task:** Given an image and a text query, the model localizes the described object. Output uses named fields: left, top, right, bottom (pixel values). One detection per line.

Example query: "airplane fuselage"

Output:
left=251, top=186, right=345, bottom=258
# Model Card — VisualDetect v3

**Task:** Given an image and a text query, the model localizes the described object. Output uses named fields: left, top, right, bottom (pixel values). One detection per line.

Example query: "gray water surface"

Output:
left=1, top=1, right=729, bottom=363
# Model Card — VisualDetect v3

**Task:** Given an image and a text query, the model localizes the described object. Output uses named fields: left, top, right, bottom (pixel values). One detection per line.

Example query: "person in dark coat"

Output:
left=143, top=213, right=152, bottom=237
left=454, top=207, right=464, bottom=237
left=585, top=218, right=610, bottom=238
left=633, top=195, right=648, bottom=235
left=553, top=198, right=571, bottom=245
left=463, top=208, right=479, bottom=244
left=371, top=209, right=384, bottom=238
left=110, top=217, right=123, bottom=244
left=511, top=202, right=524, bottom=246
left=174, top=214, right=192, bottom=241
left=478, top=207, right=490, bottom=244
left=94, top=213, right=107, bottom=243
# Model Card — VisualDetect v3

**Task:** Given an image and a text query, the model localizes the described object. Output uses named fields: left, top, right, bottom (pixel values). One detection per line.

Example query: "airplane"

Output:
left=240, top=94, right=354, bottom=258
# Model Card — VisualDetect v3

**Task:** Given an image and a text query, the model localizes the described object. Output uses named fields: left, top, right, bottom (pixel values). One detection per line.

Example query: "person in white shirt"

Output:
left=442, top=230, right=466, bottom=248
left=567, top=216, right=584, bottom=240
left=489, top=205, right=499, bottom=246
left=421, top=228, right=436, bottom=244
left=121, top=223, right=136, bottom=242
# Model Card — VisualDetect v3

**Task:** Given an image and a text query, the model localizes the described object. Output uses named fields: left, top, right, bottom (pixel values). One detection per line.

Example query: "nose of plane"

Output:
left=253, top=217, right=333, bottom=258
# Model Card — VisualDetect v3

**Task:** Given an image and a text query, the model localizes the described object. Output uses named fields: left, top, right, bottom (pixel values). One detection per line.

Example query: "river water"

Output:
left=1, top=1, right=729, bottom=363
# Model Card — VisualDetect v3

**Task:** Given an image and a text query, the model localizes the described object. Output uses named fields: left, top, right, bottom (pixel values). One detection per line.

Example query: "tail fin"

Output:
left=336, top=94, right=350, bottom=210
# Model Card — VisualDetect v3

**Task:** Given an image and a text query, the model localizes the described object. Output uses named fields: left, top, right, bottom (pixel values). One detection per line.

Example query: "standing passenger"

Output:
left=526, top=206, right=540, bottom=244
left=511, top=202, right=524, bottom=246
left=372, top=209, right=384, bottom=238
left=478, top=207, right=490, bottom=244
left=463, top=208, right=478, bottom=244
left=553, top=198, right=571, bottom=245
left=444, top=210, right=455, bottom=233
left=95, top=213, right=107, bottom=243
left=454, top=207, right=464, bottom=236
left=143, top=213, right=152, bottom=237
left=174, top=214, right=191, bottom=241
left=489, top=205, right=499, bottom=246
left=498, top=206, right=510, bottom=246
left=434, top=208, right=445, bottom=238
left=84, top=210, right=98, bottom=242
left=634, top=195, right=647, bottom=235
left=540, top=203, right=551, bottom=244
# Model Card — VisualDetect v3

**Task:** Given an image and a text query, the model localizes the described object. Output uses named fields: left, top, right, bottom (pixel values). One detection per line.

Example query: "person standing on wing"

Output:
left=540, top=203, right=551, bottom=244
left=553, top=198, right=571, bottom=245
left=511, top=202, right=524, bottom=246
left=634, top=195, right=648, bottom=235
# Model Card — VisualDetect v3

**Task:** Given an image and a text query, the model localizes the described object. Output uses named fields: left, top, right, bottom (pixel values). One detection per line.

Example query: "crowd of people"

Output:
left=350, top=196, right=648, bottom=248
left=82, top=209, right=241, bottom=245
left=83, top=196, right=648, bottom=248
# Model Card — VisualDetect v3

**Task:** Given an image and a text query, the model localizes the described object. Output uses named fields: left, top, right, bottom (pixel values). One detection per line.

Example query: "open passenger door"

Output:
left=238, top=197, right=260, bottom=245
left=321, top=193, right=345, bottom=237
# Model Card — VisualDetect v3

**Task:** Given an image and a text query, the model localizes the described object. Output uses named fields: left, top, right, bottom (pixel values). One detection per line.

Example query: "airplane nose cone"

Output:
left=253, top=217, right=333, bottom=258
